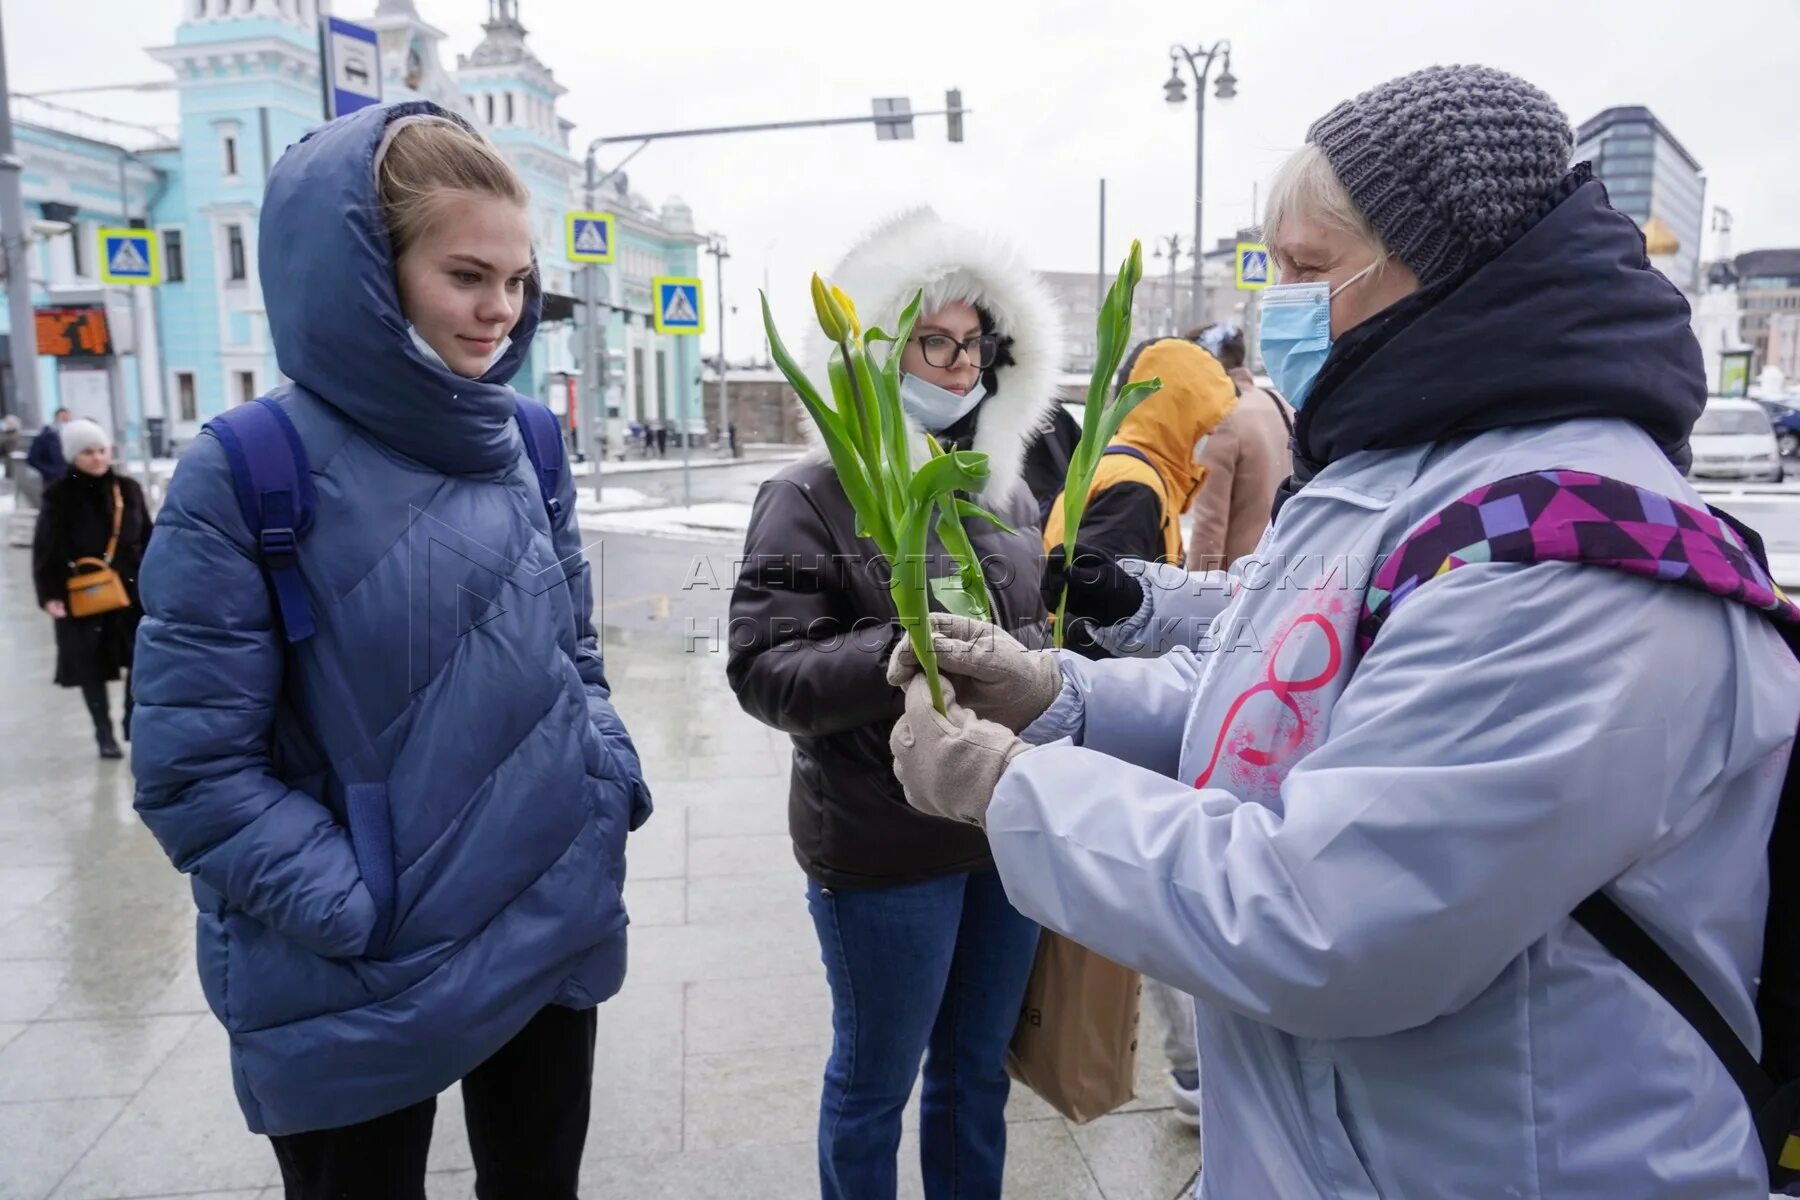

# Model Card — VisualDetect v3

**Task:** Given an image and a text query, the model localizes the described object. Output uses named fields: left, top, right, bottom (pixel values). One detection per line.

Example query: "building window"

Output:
left=485, top=94, right=495, bottom=124
left=505, top=93, right=515, bottom=124
left=175, top=372, right=197, bottom=421
left=163, top=229, right=185, bottom=282
left=223, top=134, right=239, bottom=178
left=226, top=223, right=246, bottom=281
left=237, top=372, right=256, bottom=405
left=69, top=219, right=85, bottom=277
left=656, top=349, right=669, bottom=425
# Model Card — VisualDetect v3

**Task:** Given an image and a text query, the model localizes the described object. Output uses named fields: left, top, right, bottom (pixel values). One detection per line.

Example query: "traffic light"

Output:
left=946, top=89, right=964, bottom=143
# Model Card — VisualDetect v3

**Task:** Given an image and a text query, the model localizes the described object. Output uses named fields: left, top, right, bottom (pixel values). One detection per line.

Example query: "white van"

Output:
left=1688, top=397, right=1784, bottom=482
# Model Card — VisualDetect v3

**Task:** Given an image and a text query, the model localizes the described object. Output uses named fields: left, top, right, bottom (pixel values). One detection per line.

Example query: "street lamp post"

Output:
left=575, top=92, right=968, bottom=498
left=1153, top=234, right=1187, bottom=336
left=1165, top=40, right=1236, bottom=329
left=705, top=235, right=732, bottom=457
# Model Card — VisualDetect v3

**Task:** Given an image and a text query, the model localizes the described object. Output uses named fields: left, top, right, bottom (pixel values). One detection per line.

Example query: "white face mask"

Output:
left=899, top=372, right=987, bottom=432
left=408, top=324, right=511, bottom=376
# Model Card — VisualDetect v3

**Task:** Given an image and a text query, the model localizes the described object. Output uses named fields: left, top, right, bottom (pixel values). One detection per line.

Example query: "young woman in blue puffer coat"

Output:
left=130, top=101, right=650, bottom=1199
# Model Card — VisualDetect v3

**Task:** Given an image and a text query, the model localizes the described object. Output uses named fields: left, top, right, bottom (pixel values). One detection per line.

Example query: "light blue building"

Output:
left=2, top=0, right=705, bottom=460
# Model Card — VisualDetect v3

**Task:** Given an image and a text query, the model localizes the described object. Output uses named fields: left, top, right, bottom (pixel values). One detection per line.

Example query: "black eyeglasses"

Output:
left=913, top=333, right=1000, bottom=369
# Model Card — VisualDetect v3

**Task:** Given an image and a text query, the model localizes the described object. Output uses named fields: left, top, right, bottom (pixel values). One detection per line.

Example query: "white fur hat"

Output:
left=59, top=418, right=109, bottom=460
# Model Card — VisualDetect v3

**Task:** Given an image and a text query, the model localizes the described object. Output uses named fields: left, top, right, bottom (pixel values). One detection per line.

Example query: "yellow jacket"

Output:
left=1045, top=339, right=1238, bottom=564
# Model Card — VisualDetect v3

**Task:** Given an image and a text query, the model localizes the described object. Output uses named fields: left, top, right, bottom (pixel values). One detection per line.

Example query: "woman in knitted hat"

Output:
left=31, top=420, right=148, bottom=758
left=888, top=64, right=1799, bottom=1196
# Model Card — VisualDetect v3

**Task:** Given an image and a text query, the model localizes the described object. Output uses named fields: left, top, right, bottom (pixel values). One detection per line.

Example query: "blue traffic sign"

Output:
left=652, top=277, right=704, bottom=336
left=566, top=212, right=616, bottom=264
left=323, top=17, right=382, bottom=120
left=97, top=227, right=159, bottom=285
left=1236, top=242, right=1270, bottom=291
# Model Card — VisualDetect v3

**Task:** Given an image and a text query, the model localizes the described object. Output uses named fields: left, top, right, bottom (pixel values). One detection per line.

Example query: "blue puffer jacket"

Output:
left=131, top=101, right=650, bottom=1137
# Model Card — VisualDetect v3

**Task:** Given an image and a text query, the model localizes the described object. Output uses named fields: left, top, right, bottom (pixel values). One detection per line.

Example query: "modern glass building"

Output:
left=1574, top=106, right=1706, bottom=293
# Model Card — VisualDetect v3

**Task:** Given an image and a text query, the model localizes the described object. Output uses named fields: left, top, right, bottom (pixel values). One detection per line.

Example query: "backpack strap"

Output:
left=1102, top=443, right=1158, bottom=476
left=512, top=397, right=565, bottom=527
left=205, top=397, right=317, bottom=643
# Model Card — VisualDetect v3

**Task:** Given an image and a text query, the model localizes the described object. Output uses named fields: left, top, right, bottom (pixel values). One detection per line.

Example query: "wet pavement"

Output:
left=0, top=519, right=1198, bottom=1200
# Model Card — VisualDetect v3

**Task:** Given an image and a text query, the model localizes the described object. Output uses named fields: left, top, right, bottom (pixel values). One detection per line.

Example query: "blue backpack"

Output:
left=204, top=393, right=569, bottom=645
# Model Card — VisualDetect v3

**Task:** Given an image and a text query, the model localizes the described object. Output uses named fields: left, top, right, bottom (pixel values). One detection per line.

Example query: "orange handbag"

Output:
left=65, top=483, right=131, bottom=619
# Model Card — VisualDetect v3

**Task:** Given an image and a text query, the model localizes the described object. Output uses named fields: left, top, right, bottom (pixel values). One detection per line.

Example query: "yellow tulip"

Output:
left=810, top=274, right=851, bottom=343
left=830, top=286, right=862, bottom=338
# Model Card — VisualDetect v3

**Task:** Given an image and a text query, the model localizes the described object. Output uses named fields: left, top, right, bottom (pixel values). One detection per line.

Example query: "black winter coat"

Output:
left=727, top=458, right=1048, bottom=889
left=32, top=469, right=150, bottom=687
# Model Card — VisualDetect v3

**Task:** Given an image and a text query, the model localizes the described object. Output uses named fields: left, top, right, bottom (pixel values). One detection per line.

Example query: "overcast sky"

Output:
left=11, top=0, right=1800, bottom=349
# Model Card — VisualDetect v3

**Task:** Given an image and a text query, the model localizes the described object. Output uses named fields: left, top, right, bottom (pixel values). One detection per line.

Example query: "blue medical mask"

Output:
left=900, top=372, right=987, bottom=432
left=1257, top=261, right=1378, bottom=409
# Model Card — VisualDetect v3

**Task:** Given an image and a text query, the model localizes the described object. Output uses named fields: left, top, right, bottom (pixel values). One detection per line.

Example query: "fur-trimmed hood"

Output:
left=803, top=208, right=1065, bottom=501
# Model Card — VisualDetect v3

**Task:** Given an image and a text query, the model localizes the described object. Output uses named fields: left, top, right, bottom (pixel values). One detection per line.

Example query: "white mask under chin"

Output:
left=899, top=372, right=986, bottom=432
left=408, top=325, right=511, bottom=376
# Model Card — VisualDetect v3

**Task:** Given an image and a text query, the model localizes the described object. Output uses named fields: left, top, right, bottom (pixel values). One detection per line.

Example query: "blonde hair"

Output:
left=1262, top=142, right=1390, bottom=275
left=377, top=118, right=530, bottom=260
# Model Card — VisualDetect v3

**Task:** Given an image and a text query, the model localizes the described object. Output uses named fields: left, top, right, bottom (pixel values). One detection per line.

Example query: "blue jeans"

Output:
left=807, top=869, right=1041, bottom=1200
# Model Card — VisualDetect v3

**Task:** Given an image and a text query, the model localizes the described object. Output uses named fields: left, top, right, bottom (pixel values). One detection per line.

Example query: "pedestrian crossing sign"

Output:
left=565, top=212, right=616, bottom=264
left=1236, top=242, right=1271, bottom=291
left=97, top=227, right=160, bottom=285
left=652, top=277, right=704, bottom=335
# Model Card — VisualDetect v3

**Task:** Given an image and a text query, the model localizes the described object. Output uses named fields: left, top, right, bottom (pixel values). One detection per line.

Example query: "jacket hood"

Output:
left=804, top=208, right=1065, bottom=500
left=1278, top=171, right=1703, bottom=512
left=1115, top=338, right=1238, bottom=507
left=260, top=101, right=541, bottom=476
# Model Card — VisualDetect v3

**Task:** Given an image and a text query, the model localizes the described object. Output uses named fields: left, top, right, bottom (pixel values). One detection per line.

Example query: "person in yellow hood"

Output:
left=1042, top=337, right=1237, bottom=651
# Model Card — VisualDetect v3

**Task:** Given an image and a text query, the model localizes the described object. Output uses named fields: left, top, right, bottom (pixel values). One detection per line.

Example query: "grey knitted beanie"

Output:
left=1307, top=65, right=1574, bottom=285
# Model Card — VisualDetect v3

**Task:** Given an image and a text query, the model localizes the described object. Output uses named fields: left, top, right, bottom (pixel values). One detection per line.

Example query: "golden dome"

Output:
left=1642, top=216, right=1681, bottom=256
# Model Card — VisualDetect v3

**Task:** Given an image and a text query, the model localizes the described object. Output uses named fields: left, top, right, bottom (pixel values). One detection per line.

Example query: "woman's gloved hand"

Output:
left=886, top=612, right=1062, bottom=734
left=1041, top=544, right=1147, bottom=631
left=891, top=674, right=1028, bottom=827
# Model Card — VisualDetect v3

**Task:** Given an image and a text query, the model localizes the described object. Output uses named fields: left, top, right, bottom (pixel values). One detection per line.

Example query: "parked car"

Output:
left=1753, top=397, right=1800, bottom=460
left=1689, top=397, right=1784, bottom=482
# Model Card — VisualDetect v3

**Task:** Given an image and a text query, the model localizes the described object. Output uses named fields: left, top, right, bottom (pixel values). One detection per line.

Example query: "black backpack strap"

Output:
left=1572, top=892, right=1774, bottom=1109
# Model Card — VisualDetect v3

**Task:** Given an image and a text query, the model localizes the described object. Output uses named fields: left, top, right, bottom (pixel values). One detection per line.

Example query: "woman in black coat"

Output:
left=31, top=419, right=149, bottom=758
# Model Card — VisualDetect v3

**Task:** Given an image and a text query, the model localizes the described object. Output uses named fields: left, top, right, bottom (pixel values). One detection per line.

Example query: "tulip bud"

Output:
left=811, top=274, right=851, bottom=343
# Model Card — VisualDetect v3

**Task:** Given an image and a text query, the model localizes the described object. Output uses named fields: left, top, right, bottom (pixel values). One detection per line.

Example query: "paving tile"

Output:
left=580, top=1138, right=818, bottom=1198
left=684, top=1044, right=824, bottom=1151
left=621, top=877, right=686, bottom=927
left=0, top=1096, right=127, bottom=1200
left=627, top=911, right=819, bottom=986
left=0, top=959, right=66, bottom=1022
left=588, top=979, right=683, bottom=1160
left=44, top=950, right=208, bottom=1021
left=424, top=1172, right=475, bottom=1200
left=683, top=974, right=831, bottom=1058
left=48, top=1018, right=276, bottom=1199
left=1067, top=1106, right=1200, bottom=1200
left=0, top=866, right=73, bottom=911
left=624, top=806, right=687, bottom=881
left=685, top=795, right=789, bottom=840
left=0, top=1024, right=23, bottom=1055
left=424, top=1083, right=473, bottom=1173
left=687, top=834, right=799, bottom=879
left=0, top=1015, right=197, bottom=1103
left=1001, top=1117, right=1106, bottom=1199
left=686, top=873, right=809, bottom=926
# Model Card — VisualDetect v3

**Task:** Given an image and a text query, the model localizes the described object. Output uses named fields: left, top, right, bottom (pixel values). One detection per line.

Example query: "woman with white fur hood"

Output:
left=727, top=209, right=1064, bottom=1200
